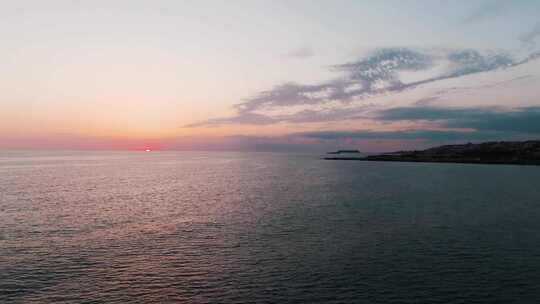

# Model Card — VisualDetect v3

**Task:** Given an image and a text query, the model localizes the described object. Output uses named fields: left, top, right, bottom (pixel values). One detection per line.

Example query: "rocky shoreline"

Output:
left=324, top=140, right=540, bottom=165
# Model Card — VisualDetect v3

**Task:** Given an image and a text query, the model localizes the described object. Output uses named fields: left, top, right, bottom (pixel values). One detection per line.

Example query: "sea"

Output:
left=1, top=151, right=540, bottom=303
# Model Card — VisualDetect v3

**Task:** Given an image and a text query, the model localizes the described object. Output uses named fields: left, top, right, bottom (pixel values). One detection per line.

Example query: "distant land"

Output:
left=327, top=149, right=361, bottom=155
left=324, top=141, right=540, bottom=165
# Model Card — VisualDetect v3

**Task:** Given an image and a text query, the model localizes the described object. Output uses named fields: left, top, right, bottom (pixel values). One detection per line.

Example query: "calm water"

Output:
left=1, top=151, right=540, bottom=303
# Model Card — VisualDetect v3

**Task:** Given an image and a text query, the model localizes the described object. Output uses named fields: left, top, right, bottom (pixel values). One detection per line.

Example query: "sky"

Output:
left=1, top=0, right=540, bottom=151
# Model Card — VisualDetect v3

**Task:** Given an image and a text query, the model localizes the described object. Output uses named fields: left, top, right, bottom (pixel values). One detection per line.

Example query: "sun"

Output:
left=145, top=148, right=151, bottom=152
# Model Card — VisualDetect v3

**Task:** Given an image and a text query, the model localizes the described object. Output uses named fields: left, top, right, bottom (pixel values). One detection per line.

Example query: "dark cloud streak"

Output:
left=378, top=106, right=540, bottom=134
left=295, top=106, right=540, bottom=145
left=298, top=129, right=512, bottom=143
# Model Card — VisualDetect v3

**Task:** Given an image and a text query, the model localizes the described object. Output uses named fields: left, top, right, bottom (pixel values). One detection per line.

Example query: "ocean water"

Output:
left=1, top=151, right=540, bottom=303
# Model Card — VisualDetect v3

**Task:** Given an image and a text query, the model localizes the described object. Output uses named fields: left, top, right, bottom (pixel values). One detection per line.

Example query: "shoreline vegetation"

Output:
left=324, top=141, right=540, bottom=165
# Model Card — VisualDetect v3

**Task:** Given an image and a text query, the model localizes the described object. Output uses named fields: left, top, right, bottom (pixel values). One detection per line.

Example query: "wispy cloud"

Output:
left=188, top=47, right=537, bottom=127
left=186, top=105, right=369, bottom=127
left=331, top=47, right=433, bottom=90
left=234, top=48, right=437, bottom=113
left=463, top=0, right=513, bottom=24
left=521, top=22, right=540, bottom=46
left=185, top=112, right=277, bottom=127
left=285, top=47, right=314, bottom=59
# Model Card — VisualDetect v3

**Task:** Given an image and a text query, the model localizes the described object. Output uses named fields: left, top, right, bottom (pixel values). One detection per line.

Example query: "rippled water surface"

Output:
left=2, top=151, right=540, bottom=303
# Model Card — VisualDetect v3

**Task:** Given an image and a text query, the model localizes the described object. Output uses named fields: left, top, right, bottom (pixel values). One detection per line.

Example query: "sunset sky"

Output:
left=2, top=0, right=540, bottom=151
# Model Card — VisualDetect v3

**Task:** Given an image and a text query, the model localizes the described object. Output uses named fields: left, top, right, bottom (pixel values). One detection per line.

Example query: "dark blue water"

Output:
left=1, top=151, right=540, bottom=303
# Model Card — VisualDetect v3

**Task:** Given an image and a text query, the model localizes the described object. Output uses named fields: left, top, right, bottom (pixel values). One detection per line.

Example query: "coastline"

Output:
left=323, top=140, right=540, bottom=166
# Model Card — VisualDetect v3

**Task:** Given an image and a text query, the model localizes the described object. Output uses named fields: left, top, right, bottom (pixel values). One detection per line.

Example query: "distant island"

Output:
left=327, top=149, right=361, bottom=155
left=324, top=141, right=540, bottom=165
